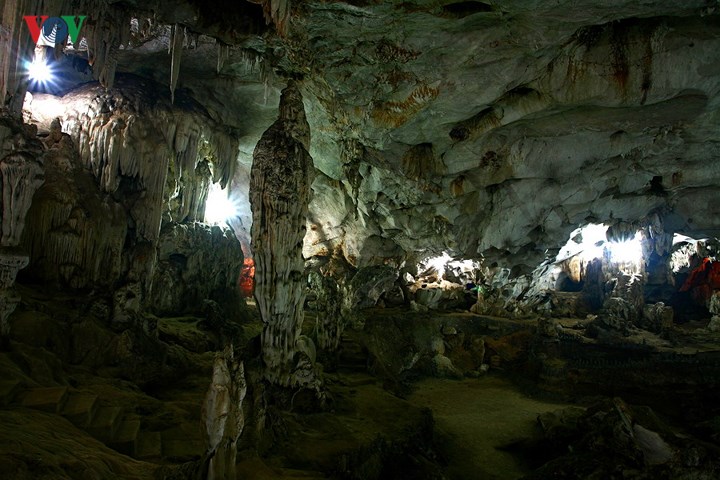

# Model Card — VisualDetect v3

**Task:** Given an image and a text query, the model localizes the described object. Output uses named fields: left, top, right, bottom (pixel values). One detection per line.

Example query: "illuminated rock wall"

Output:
left=22, top=76, right=239, bottom=303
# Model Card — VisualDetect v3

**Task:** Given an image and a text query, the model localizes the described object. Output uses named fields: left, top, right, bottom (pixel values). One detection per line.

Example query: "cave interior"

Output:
left=1, top=0, right=720, bottom=479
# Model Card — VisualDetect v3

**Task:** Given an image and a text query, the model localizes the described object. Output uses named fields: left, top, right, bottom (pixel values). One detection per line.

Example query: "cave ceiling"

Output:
left=18, top=0, right=720, bottom=269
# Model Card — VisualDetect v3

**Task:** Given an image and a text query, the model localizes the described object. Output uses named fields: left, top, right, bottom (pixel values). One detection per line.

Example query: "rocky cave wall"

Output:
left=18, top=74, right=243, bottom=316
left=297, top=4, right=720, bottom=276
left=3, top=1, right=720, bottom=321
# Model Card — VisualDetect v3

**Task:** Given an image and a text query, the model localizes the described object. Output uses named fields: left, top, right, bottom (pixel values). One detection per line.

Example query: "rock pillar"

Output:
left=250, top=80, right=320, bottom=389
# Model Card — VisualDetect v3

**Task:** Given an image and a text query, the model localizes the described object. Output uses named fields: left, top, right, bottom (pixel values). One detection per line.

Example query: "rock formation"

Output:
left=150, top=222, right=243, bottom=317
left=202, top=346, right=247, bottom=480
left=21, top=76, right=239, bottom=307
left=308, top=271, right=344, bottom=352
left=250, top=80, right=321, bottom=390
left=0, top=115, right=44, bottom=346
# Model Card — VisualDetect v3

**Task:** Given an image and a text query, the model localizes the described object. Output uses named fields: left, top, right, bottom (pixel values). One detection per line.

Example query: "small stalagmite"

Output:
left=250, top=80, right=320, bottom=389
left=202, top=346, right=247, bottom=480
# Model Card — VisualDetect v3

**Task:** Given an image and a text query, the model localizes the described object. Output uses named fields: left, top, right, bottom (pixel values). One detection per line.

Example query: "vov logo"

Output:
left=23, top=15, right=86, bottom=47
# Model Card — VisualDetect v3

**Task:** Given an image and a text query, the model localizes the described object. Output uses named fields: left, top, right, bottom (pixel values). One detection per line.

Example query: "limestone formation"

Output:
left=202, top=346, right=247, bottom=480
left=308, top=271, right=344, bottom=352
left=21, top=127, right=128, bottom=290
left=169, top=24, right=183, bottom=104
left=6, top=1, right=719, bottom=283
left=22, top=76, right=238, bottom=302
left=0, top=254, right=25, bottom=344
left=0, top=115, right=44, bottom=345
left=250, top=80, right=320, bottom=389
left=0, top=153, right=44, bottom=246
left=345, top=265, right=398, bottom=310
left=642, top=302, right=674, bottom=332
left=1, top=1, right=720, bottom=478
left=150, top=222, right=243, bottom=317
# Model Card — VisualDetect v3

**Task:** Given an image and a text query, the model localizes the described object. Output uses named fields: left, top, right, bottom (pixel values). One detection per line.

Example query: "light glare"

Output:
left=557, top=223, right=609, bottom=262
left=609, top=232, right=643, bottom=264
left=556, top=223, right=644, bottom=270
left=205, top=184, right=237, bottom=225
left=424, top=252, right=453, bottom=275
left=419, top=251, right=479, bottom=283
left=27, top=59, right=53, bottom=83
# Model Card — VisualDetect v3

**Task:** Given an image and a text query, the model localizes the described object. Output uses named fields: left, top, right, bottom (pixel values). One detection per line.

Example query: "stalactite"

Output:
left=0, top=152, right=44, bottom=246
left=341, top=139, right=363, bottom=219
left=169, top=159, right=212, bottom=223
left=25, top=78, right=238, bottom=292
left=84, top=6, right=129, bottom=90
left=238, top=48, right=260, bottom=75
left=250, top=80, right=322, bottom=392
left=235, top=48, right=269, bottom=103
left=48, top=80, right=238, bottom=242
left=216, top=41, right=230, bottom=74
left=261, top=0, right=291, bottom=36
left=21, top=118, right=128, bottom=290
left=0, top=112, right=44, bottom=346
left=169, top=24, right=183, bottom=104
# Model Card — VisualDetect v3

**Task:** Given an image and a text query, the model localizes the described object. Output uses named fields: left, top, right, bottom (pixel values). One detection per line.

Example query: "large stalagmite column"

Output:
left=250, top=80, right=318, bottom=388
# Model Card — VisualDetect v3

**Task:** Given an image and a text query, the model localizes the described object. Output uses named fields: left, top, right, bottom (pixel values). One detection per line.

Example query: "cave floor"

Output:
left=234, top=373, right=576, bottom=480
left=4, top=289, right=720, bottom=478
left=407, top=376, right=573, bottom=480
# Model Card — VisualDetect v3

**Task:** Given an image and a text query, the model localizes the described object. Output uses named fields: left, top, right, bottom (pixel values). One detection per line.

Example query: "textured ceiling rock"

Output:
left=289, top=3, right=720, bottom=268
left=28, top=75, right=239, bottom=239
left=7, top=0, right=720, bottom=275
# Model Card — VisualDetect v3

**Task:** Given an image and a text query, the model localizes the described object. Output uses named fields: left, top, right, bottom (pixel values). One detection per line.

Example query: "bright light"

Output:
left=608, top=232, right=643, bottom=264
left=556, top=223, right=644, bottom=271
left=418, top=251, right=479, bottom=285
left=579, top=224, right=609, bottom=261
left=673, top=233, right=701, bottom=245
left=424, top=252, right=453, bottom=275
left=557, top=223, right=609, bottom=262
left=25, top=47, right=58, bottom=91
left=27, top=60, right=52, bottom=83
left=204, top=184, right=237, bottom=225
